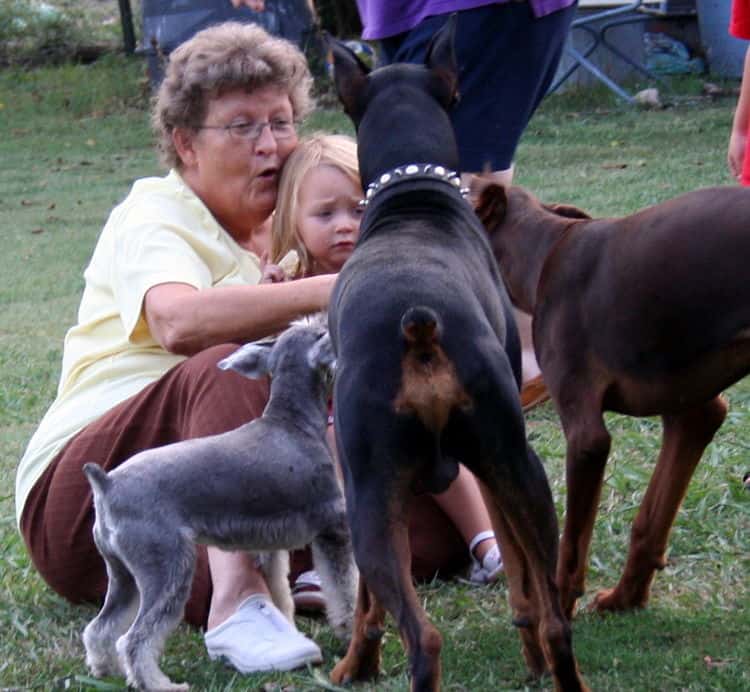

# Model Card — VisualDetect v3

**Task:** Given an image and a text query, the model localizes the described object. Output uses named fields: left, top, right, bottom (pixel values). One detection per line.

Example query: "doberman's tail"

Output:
left=394, top=307, right=473, bottom=493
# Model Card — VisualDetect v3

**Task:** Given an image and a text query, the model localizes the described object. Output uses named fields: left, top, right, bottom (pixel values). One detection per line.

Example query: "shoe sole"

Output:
left=208, top=647, right=323, bottom=673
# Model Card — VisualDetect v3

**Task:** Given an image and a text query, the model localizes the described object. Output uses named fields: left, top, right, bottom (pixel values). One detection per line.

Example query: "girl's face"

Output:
left=296, top=164, right=363, bottom=274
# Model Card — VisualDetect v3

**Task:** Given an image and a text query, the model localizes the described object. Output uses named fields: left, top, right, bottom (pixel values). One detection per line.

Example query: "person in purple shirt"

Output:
left=356, top=0, right=577, bottom=408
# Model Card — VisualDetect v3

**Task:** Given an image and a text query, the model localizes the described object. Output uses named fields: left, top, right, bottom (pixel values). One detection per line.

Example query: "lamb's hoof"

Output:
left=127, top=675, right=189, bottom=692
left=85, top=652, right=122, bottom=678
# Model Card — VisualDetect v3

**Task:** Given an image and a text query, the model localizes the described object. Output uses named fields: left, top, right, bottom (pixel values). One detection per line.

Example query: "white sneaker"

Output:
left=468, top=530, right=504, bottom=585
left=204, top=594, right=322, bottom=673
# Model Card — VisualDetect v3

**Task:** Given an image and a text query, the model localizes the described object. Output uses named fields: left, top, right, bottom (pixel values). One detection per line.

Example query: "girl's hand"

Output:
left=260, top=252, right=287, bottom=284
left=728, top=128, right=747, bottom=183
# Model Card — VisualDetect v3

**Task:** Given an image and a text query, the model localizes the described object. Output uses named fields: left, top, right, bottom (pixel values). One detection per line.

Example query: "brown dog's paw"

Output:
left=590, top=587, right=646, bottom=614
left=330, top=651, right=381, bottom=685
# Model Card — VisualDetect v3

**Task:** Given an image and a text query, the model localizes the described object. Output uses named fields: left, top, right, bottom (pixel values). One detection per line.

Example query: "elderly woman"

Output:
left=15, top=22, right=334, bottom=673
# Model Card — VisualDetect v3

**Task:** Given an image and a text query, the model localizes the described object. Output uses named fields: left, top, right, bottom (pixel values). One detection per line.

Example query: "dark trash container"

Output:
left=696, top=0, right=747, bottom=78
left=141, top=0, right=317, bottom=87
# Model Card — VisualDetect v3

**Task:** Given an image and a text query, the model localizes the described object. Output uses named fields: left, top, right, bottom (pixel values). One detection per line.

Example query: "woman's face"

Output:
left=178, top=86, right=298, bottom=243
left=296, top=164, right=363, bottom=274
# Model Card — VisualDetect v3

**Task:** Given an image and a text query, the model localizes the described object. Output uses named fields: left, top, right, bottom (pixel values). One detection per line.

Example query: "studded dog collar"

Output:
left=359, top=163, right=470, bottom=207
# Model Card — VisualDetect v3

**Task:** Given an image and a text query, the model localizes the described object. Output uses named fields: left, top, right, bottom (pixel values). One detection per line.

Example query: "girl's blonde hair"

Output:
left=152, top=21, right=313, bottom=169
left=271, top=133, right=360, bottom=275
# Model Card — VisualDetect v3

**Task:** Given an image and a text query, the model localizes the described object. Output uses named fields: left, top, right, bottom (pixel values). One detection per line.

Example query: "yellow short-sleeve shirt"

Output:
left=16, top=169, right=265, bottom=525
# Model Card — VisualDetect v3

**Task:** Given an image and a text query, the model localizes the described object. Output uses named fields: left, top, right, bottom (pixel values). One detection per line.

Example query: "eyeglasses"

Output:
left=197, top=119, right=297, bottom=142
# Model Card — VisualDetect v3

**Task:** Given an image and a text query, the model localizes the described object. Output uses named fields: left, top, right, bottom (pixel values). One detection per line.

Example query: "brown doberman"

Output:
left=476, top=183, right=750, bottom=619
left=325, top=18, right=587, bottom=692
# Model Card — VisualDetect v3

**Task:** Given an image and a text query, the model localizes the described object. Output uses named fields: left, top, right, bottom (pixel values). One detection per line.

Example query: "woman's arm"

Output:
left=144, top=275, right=335, bottom=355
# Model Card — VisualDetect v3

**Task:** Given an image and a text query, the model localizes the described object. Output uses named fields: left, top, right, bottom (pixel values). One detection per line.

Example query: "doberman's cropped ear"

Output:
left=217, top=340, right=275, bottom=379
left=544, top=203, right=592, bottom=220
left=425, top=13, right=459, bottom=108
left=475, top=183, right=509, bottom=231
left=327, top=34, right=370, bottom=125
left=307, top=332, right=336, bottom=373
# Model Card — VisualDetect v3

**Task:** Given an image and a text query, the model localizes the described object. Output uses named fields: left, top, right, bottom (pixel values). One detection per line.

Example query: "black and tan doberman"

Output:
left=477, top=183, right=750, bottom=619
left=325, top=18, right=587, bottom=692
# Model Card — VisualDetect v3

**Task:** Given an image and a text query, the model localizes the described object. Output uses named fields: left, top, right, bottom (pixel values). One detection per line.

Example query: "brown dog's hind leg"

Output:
left=593, top=395, right=728, bottom=613
left=556, top=407, right=612, bottom=620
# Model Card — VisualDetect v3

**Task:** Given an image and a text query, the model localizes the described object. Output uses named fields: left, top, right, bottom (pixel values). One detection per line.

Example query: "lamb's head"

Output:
left=217, top=313, right=336, bottom=394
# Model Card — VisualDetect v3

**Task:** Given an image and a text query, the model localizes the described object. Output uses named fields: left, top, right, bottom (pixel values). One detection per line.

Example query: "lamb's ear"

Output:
left=307, top=332, right=336, bottom=373
left=218, top=340, right=275, bottom=379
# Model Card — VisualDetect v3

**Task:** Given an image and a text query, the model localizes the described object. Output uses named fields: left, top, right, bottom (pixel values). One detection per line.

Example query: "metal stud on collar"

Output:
left=359, top=163, right=470, bottom=208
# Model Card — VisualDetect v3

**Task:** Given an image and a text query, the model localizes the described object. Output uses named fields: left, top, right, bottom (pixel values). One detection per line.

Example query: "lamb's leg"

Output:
left=312, top=520, right=358, bottom=641
left=83, top=546, right=139, bottom=678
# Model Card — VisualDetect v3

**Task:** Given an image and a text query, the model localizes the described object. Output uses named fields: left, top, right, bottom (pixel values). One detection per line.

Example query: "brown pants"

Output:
left=21, top=344, right=467, bottom=629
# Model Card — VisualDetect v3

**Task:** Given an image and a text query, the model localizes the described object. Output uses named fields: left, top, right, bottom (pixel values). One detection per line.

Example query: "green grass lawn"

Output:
left=0, top=56, right=748, bottom=690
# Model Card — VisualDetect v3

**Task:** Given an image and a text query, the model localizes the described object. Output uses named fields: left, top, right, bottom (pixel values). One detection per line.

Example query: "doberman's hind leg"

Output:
left=593, top=395, right=727, bottom=613
left=555, top=400, right=612, bottom=620
left=478, top=443, right=588, bottom=692
left=331, top=480, right=442, bottom=692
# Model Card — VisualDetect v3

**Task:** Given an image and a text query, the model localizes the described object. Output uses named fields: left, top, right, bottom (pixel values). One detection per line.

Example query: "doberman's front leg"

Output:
left=331, top=479, right=442, bottom=691
left=483, top=502, right=548, bottom=678
left=330, top=579, right=386, bottom=684
left=556, top=406, right=612, bottom=620
left=593, top=395, right=727, bottom=612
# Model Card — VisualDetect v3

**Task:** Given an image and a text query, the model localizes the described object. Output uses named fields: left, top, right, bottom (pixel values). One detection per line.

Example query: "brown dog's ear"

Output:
left=474, top=183, right=508, bottom=229
left=544, top=203, right=592, bottom=220
left=425, top=13, right=459, bottom=108
left=327, top=34, right=370, bottom=125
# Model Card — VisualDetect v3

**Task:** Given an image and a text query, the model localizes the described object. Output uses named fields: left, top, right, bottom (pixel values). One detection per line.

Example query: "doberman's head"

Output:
left=328, top=15, right=460, bottom=189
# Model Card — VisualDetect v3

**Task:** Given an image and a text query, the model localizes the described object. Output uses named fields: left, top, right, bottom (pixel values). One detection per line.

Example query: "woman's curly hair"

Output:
left=152, top=21, right=314, bottom=169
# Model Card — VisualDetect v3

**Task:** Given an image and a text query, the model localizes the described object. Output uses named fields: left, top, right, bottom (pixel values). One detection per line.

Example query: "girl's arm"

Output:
left=728, top=45, right=750, bottom=181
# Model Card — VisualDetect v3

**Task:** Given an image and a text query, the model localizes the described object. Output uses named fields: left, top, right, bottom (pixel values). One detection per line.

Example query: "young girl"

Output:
left=729, top=0, right=750, bottom=185
left=271, top=133, right=503, bottom=609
